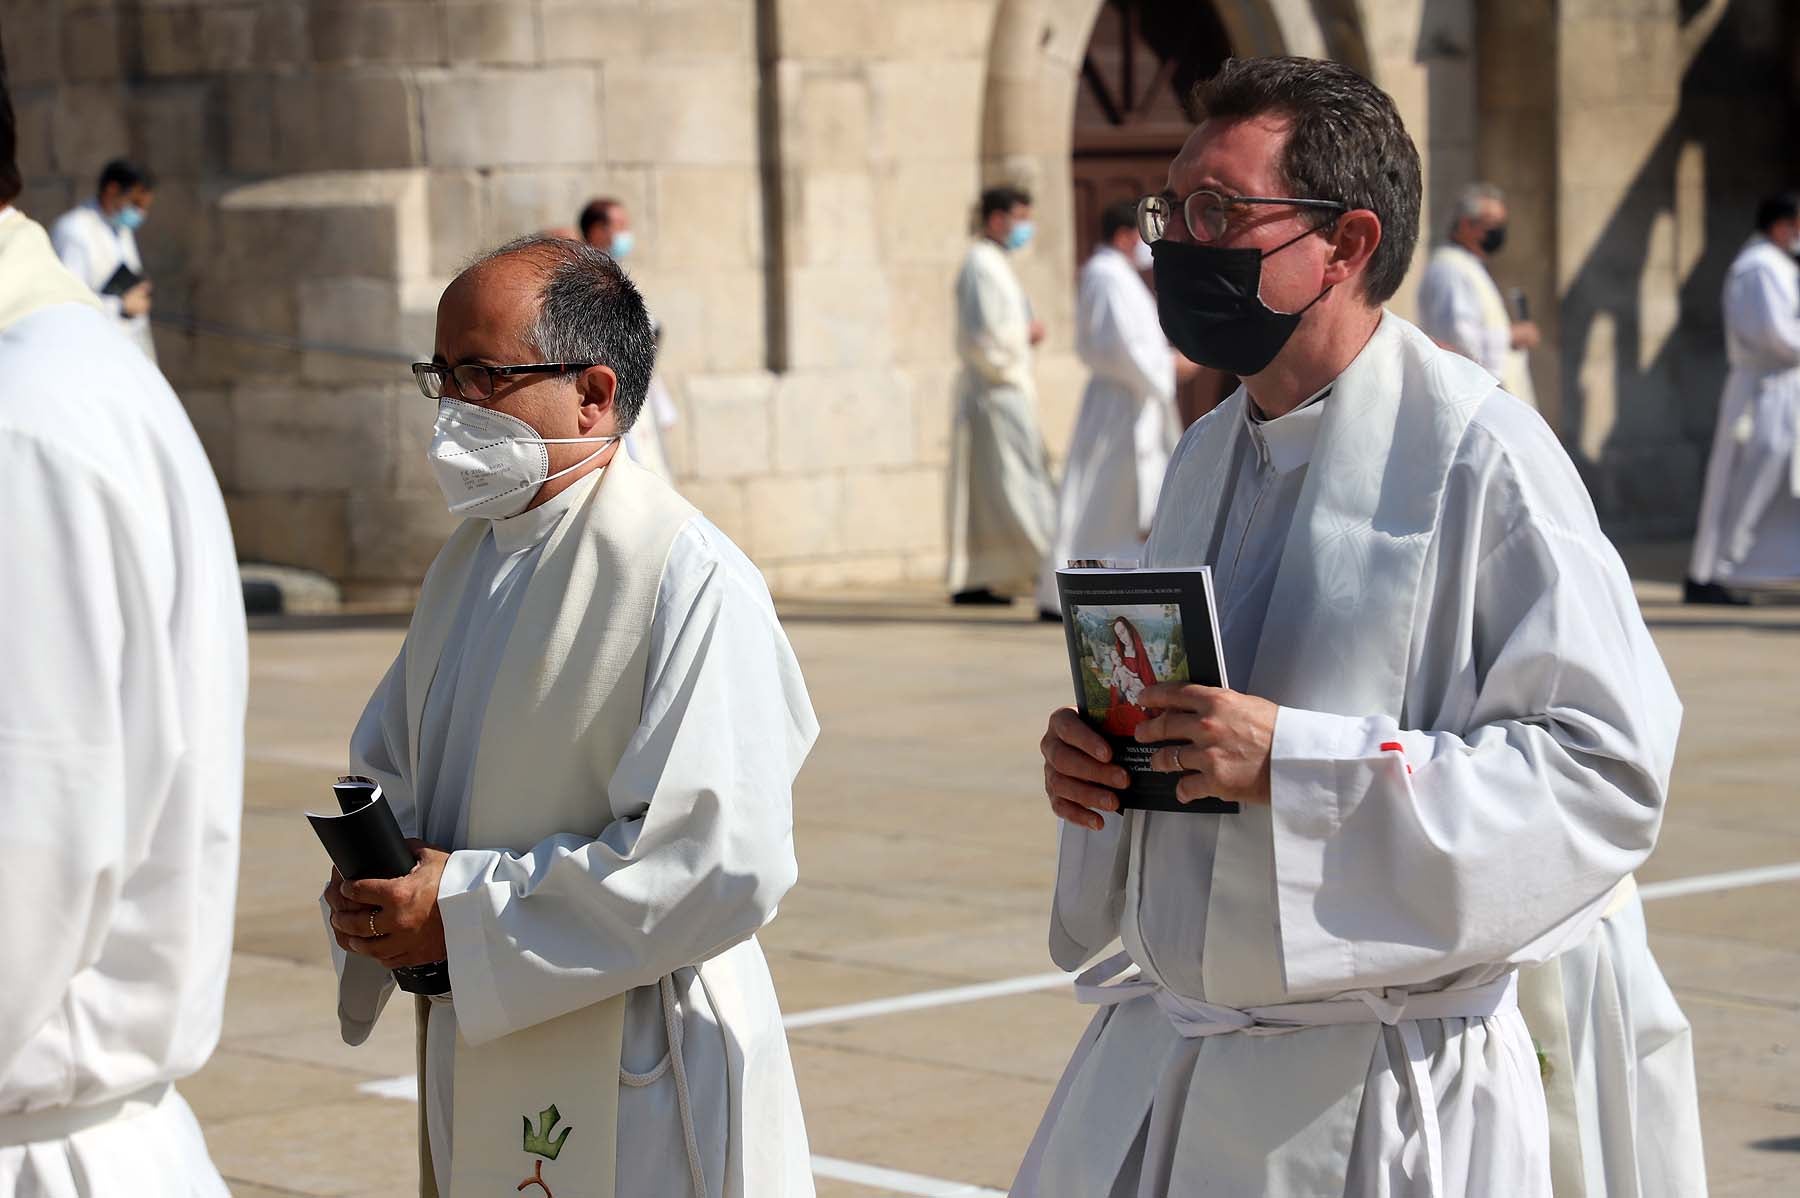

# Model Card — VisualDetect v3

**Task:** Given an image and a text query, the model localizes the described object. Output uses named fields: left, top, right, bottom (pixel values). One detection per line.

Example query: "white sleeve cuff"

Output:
left=436, top=847, right=511, bottom=1046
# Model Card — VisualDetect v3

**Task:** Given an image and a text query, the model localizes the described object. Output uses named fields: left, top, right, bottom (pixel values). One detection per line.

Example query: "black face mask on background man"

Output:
left=1150, top=224, right=1334, bottom=377
left=1480, top=224, right=1506, bottom=255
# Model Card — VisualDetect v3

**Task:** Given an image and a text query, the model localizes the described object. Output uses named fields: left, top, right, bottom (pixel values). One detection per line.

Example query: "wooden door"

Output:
left=1073, top=0, right=1235, bottom=424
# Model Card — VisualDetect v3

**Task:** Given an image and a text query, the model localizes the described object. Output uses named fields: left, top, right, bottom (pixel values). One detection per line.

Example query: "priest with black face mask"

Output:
left=1019, top=56, right=1702, bottom=1198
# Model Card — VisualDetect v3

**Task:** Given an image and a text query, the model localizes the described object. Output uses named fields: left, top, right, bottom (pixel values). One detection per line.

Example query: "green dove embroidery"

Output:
left=523, top=1104, right=573, bottom=1161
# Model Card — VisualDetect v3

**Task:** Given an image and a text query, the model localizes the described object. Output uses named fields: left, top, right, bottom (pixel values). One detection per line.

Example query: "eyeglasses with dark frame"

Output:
left=1137, top=189, right=1347, bottom=246
left=411, top=361, right=596, bottom=402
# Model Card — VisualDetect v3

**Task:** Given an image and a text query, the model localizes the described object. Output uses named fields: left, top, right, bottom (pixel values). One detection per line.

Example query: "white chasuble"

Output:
left=1418, top=244, right=1536, bottom=408
left=335, top=454, right=816, bottom=1197
left=1018, top=313, right=1681, bottom=1197
left=1688, top=235, right=1800, bottom=585
left=946, top=238, right=1057, bottom=595
left=0, top=211, right=244, bottom=1196
left=1034, top=246, right=1179, bottom=609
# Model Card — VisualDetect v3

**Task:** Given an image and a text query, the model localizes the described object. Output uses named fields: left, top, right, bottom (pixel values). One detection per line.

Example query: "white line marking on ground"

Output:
left=356, top=1074, right=418, bottom=1100
left=1639, top=861, right=1800, bottom=901
left=810, top=1155, right=1006, bottom=1196
left=781, top=970, right=1071, bottom=1030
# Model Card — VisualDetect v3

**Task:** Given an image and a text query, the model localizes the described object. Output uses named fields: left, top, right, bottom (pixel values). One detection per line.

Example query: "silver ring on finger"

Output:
left=1172, top=745, right=1186, bottom=772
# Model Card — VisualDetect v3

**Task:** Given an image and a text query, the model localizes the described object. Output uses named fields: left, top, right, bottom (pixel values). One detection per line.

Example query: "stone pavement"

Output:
left=192, top=580, right=1799, bottom=1196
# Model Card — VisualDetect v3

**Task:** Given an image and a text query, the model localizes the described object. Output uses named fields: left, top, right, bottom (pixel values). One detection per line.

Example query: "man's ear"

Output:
left=575, top=364, right=619, bottom=434
left=1322, top=209, right=1382, bottom=290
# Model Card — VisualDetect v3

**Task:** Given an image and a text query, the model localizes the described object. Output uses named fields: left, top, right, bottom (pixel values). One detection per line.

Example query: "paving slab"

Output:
left=172, top=583, right=1800, bottom=1195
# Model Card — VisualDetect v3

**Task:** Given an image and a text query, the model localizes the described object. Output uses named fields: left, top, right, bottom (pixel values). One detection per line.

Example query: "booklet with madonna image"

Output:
left=1053, top=562, right=1237, bottom=814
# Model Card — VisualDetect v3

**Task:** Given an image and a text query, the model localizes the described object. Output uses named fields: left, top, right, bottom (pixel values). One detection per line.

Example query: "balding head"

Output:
left=441, top=234, right=656, bottom=432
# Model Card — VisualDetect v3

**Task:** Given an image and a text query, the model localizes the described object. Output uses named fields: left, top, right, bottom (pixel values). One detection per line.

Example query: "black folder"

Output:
left=307, top=775, right=451, bottom=995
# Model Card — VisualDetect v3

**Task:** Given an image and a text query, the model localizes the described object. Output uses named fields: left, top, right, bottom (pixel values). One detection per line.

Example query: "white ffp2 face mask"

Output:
left=427, top=399, right=617, bottom=520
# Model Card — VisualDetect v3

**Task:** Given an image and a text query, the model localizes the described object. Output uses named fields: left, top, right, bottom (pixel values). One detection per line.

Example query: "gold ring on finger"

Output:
left=1173, top=745, right=1186, bottom=772
left=367, top=911, right=378, bottom=938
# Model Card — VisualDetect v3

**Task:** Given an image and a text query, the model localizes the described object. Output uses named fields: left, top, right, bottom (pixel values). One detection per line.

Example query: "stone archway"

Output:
left=978, top=0, right=1367, bottom=436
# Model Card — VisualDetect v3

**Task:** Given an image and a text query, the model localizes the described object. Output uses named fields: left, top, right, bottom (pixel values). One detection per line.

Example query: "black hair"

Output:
left=577, top=197, right=622, bottom=241
left=1754, top=192, right=1800, bottom=233
left=1100, top=199, right=1138, bottom=241
left=1196, top=56, right=1421, bottom=304
left=471, top=234, right=657, bottom=433
left=0, top=33, right=19, bottom=207
left=980, top=185, right=1032, bottom=222
left=98, top=158, right=155, bottom=196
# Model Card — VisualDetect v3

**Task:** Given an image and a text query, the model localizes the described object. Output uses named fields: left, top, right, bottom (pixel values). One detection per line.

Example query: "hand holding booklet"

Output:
left=306, top=775, right=451, bottom=995
left=1053, top=562, right=1238, bottom=814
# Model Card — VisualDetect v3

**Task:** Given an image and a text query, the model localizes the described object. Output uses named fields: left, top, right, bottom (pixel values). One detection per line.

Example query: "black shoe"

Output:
left=952, top=589, right=1014, bottom=606
left=1037, top=608, right=1064, bottom=623
left=1683, top=577, right=1750, bottom=606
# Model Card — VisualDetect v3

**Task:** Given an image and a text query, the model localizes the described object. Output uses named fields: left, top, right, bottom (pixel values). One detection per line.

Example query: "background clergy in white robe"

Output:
left=320, top=235, right=816, bottom=1197
left=1685, top=192, right=1800, bottom=602
left=1034, top=201, right=1188, bottom=614
left=1025, top=57, right=1690, bottom=1198
left=0, top=77, right=245, bottom=1196
left=49, top=158, right=159, bottom=363
left=946, top=184, right=1058, bottom=604
left=1418, top=181, right=1538, bottom=408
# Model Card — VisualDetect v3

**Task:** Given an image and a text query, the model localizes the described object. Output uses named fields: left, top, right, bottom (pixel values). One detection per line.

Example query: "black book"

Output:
left=306, top=775, right=451, bottom=995
left=99, top=263, right=143, bottom=298
left=1054, top=563, right=1238, bottom=815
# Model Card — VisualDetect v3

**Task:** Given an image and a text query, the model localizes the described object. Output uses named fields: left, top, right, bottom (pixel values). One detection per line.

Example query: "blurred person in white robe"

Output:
left=1685, top=191, right=1800, bottom=604
left=1418, top=182, right=1538, bottom=407
left=578, top=197, right=681, bottom=484
left=1022, top=57, right=1694, bottom=1198
left=0, top=46, right=245, bottom=1197
left=1035, top=200, right=1192, bottom=616
left=319, top=234, right=815, bottom=1198
left=947, top=184, right=1056, bottom=606
left=49, top=158, right=158, bottom=363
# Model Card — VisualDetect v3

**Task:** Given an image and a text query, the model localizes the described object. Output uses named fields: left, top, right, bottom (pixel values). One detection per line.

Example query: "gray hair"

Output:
left=465, top=233, right=657, bottom=433
left=1450, top=182, right=1505, bottom=233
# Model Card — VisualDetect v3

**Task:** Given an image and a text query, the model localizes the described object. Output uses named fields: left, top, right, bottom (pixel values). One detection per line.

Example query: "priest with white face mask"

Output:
left=0, top=47, right=244, bottom=1196
left=319, top=235, right=817, bottom=1198
left=1020, top=57, right=1696, bottom=1198
left=1035, top=200, right=1189, bottom=614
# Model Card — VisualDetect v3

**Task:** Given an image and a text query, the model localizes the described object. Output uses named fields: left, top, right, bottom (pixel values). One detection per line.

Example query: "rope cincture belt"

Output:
left=1074, top=951, right=1520, bottom=1197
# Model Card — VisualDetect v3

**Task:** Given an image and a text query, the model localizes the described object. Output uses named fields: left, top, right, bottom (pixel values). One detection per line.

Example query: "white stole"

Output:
left=0, top=212, right=102, bottom=333
left=1051, top=312, right=1500, bottom=1191
left=1440, top=246, right=1537, bottom=408
left=403, top=455, right=698, bottom=1198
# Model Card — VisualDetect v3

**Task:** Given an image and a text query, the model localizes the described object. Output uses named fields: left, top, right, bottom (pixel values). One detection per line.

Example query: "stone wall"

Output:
left=7, top=0, right=1791, bottom=595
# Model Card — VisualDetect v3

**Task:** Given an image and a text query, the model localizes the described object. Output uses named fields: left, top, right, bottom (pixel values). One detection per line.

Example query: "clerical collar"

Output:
left=1245, top=384, right=1331, bottom=474
left=491, top=467, right=603, bottom=555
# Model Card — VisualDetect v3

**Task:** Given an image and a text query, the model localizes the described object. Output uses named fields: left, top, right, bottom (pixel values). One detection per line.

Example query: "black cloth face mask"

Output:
left=1151, top=226, right=1333, bottom=377
left=1480, top=225, right=1506, bottom=255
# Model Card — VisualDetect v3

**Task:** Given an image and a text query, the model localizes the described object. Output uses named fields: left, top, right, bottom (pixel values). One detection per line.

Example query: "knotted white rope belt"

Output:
left=1075, top=951, right=1519, bottom=1196
left=0, top=1081, right=171, bottom=1149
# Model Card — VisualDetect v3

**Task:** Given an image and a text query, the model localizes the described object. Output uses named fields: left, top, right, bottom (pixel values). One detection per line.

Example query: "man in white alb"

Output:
left=50, top=158, right=159, bottom=362
left=1418, top=182, right=1538, bottom=408
left=1035, top=200, right=1191, bottom=617
left=1023, top=57, right=1696, bottom=1197
left=1685, top=191, right=1800, bottom=603
left=1, top=48, right=245, bottom=1196
left=947, top=184, right=1057, bottom=606
left=319, top=235, right=815, bottom=1197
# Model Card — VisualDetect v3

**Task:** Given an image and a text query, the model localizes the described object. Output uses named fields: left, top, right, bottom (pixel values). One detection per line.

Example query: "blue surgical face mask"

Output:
left=608, top=231, right=635, bottom=260
left=1005, top=220, right=1035, bottom=252
left=113, top=204, right=147, bottom=232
